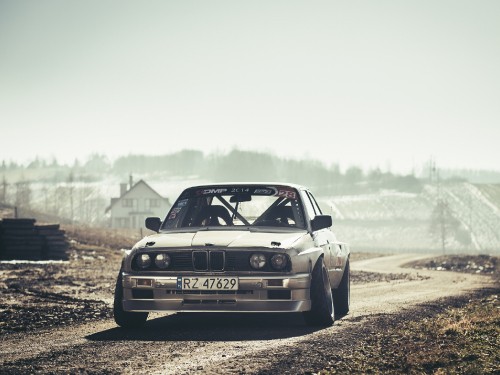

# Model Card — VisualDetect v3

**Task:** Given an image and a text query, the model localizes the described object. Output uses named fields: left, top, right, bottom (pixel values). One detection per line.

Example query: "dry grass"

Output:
left=62, top=225, right=152, bottom=250
left=315, top=290, right=500, bottom=374
left=402, top=295, right=500, bottom=373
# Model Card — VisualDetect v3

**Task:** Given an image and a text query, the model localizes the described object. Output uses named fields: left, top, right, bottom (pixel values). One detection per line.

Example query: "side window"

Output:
left=115, top=217, right=130, bottom=228
left=122, top=198, right=137, bottom=208
left=307, top=192, right=323, bottom=215
left=301, top=191, right=316, bottom=220
left=163, top=198, right=190, bottom=229
left=145, top=199, right=160, bottom=209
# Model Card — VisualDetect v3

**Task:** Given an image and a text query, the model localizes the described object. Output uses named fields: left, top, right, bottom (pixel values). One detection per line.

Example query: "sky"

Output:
left=0, top=0, right=499, bottom=173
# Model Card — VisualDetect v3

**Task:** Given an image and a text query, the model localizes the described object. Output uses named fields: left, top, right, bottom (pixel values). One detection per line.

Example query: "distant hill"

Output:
left=4, top=150, right=500, bottom=186
left=2, top=150, right=500, bottom=252
left=1, top=149, right=423, bottom=195
left=438, top=168, right=500, bottom=184
left=319, top=183, right=500, bottom=254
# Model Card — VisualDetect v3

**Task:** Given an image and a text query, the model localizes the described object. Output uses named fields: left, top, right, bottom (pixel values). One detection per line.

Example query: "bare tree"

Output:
left=68, top=172, right=74, bottom=223
left=430, top=198, right=460, bottom=254
left=1, top=175, right=7, bottom=204
left=15, top=181, right=32, bottom=212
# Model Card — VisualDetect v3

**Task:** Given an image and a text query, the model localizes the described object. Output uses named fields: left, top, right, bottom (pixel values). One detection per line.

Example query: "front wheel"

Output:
left=113, top=270, right=148, bottom=328
left=333, top=259, right=350, bottom=318
left=303, top=257, right=334, bottom=327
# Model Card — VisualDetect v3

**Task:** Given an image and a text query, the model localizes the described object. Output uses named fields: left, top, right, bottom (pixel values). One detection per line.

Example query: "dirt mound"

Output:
left=408, top=254, right=499, bottom=275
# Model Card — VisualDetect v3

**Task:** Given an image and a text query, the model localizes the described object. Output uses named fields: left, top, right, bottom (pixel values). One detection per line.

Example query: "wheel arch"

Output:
left=295, top=246, right=324, bottom=274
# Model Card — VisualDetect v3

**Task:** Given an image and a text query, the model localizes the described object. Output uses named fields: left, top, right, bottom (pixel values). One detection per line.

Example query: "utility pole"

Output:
left=436, top=168, right=446, bottom=254
left=43, top=185, right=49, bottom=213
left=469, top=193, right=473, bottom=251
left=15, top=180, right=31, bottom=211
left=68, top=172, right=74, bottom=224
left=0, top=175, right=7, bottom=203
left=428, top=156, right=436, bottom=183
left=439, top=200, right=446, bottom=254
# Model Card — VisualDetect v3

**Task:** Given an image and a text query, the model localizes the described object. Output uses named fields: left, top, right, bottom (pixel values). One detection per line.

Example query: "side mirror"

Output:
left=145, top=217, right=161, bottom=232
left=311, top=215, right=333, bottom=232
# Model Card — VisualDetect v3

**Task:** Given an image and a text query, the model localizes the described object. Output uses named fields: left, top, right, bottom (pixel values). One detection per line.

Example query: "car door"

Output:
left=303, top=190, right=336, bottom=273
left=306, top=191, right=344, bottom=286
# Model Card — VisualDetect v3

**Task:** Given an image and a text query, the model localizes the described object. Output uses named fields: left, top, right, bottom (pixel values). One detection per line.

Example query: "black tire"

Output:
left=333, top=259, right=350, bottom=318
left=303, top=257, right=335, bottom=327
left=113, top=270, right=148, bottom=328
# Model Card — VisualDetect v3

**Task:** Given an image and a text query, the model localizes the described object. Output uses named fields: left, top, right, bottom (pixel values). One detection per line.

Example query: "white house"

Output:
left=105, top=179, right=171, bottom=229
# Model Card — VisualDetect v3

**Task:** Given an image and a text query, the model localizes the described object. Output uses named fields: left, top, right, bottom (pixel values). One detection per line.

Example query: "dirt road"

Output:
left=0, top=254, right=493, bottom=374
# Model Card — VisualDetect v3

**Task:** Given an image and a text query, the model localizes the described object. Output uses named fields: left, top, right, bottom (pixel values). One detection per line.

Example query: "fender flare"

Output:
left=297, top=247, right=324, bottom=274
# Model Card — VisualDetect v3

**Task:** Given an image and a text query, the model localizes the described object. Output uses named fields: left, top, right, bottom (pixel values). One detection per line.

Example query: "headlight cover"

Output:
left=249, top=253, right=267, bottom=269
left=136, top=253, right=152, bottom=269
left=154, top=253, right=171, bottom=269
left=271, top=253, right=288, bottom=270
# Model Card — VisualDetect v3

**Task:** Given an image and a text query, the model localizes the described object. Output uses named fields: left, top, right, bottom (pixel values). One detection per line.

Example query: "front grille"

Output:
left=183, top=299, right=236, bottom=305
left=267, top=290, right=291, bottom=300
left=132, top=250, right=290, bottom=272
left=193, top=251, right=208, bottom=271
left=193, top=250, right=225, bottom=271
left=171, top=253, right=192, bottom=270
left=168, top=290, right=253, bottom=295
left=132, top=289, right=154, bottom=299
left=225, top=253, right=249, bottom=271
left=210, top=251, right=224, bottom=271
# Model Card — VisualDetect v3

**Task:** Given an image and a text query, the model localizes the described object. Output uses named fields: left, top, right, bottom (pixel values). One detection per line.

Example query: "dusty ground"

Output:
left=0, top=248, right=402, bottom=335
left=0, top=243, right=119, bottom=334
left=261, top=289, right=500, bottom=375
left=0, top=246, right=497, bottom=374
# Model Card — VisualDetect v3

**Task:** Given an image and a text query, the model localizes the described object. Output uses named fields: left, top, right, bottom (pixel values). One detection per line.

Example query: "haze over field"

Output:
left=1, top=5, right=500, bottom=374
left=1, top=1, right=500, bottom=173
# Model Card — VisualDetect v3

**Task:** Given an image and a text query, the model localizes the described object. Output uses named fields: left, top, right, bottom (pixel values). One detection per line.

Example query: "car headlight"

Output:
left=136, top=253, right=152, bottom=269
left=271, top=254, right=288, bottom=270
left=250, top=253, right=267, bottom=269
left=154, top=253, right=171, bottom=269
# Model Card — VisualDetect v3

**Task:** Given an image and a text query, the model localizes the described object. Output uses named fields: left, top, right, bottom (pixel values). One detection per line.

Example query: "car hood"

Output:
left=135, top=230, right=307, bottom=250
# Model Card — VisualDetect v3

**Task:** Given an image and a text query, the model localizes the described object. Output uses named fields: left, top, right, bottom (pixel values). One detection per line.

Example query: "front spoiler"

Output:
left=123, top=299, right=311, bottom=313
left=121, top=273, right=311, bottom=313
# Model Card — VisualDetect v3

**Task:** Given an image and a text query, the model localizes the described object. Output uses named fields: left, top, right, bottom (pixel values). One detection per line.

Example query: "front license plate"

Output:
left=177, top=277, right=239, bottom=290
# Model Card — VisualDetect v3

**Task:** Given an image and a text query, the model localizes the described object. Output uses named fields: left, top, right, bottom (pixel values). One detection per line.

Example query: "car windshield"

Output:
left=162, top=185, right=306, bottom=230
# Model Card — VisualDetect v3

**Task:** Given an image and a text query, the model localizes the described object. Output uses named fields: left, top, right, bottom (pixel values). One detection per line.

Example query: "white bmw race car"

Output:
left=114, top=183, right=350, bottom=327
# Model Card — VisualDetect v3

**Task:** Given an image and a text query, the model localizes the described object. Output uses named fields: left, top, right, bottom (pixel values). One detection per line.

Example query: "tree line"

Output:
left=1, top=149, right=423, bottom=195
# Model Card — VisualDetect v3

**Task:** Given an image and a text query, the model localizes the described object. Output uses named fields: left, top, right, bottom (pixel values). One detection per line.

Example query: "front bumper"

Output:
left=121, top=273, right=311, bottom=313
